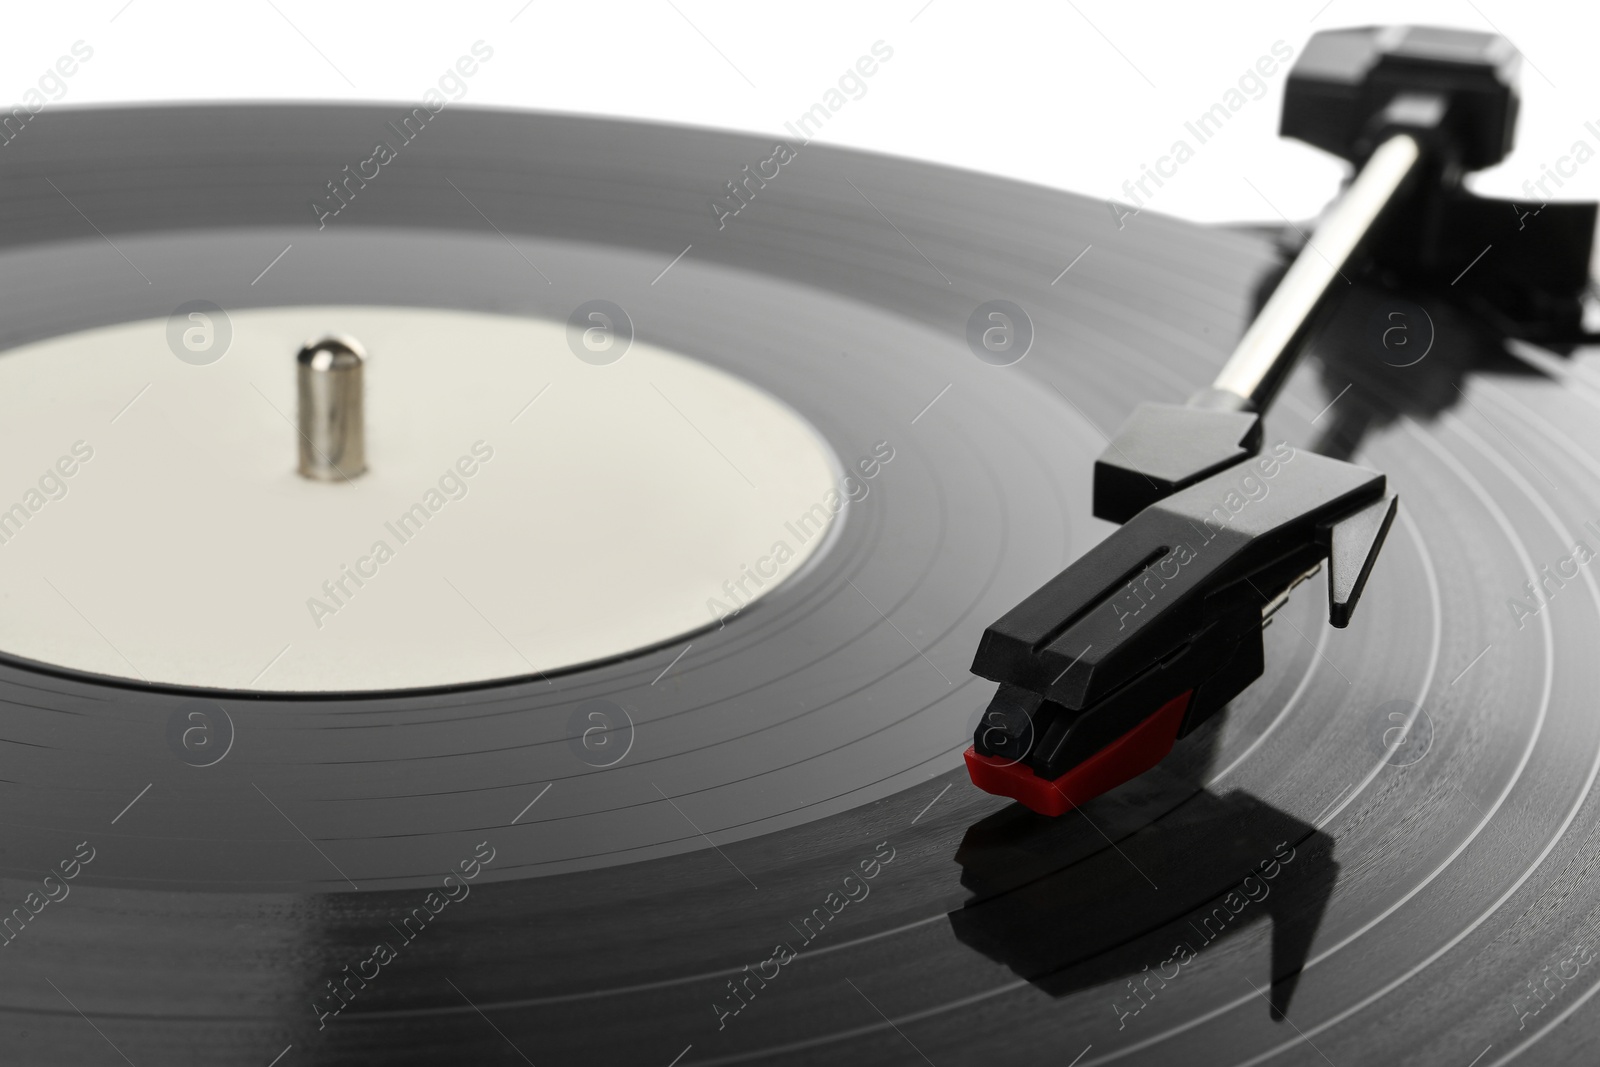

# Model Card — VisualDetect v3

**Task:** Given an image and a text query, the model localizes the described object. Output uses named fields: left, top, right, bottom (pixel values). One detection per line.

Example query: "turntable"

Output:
left=2, top=21, right=1599, bottom=1067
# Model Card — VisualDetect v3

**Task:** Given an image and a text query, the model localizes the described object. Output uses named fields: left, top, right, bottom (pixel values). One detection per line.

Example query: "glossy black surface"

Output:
left=0, top=105, right=1595, bottom=1067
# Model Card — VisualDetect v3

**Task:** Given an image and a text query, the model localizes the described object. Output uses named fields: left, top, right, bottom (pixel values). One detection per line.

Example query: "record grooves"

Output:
left=0, top=101, right=1597, bottom=1067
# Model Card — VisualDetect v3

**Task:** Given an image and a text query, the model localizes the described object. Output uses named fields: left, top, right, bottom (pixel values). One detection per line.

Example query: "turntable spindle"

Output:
left=296, top=335, right=367, bottom=481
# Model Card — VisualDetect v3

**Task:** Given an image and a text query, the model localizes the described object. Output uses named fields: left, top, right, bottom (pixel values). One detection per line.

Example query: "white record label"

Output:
left=0, top=305, right=842, bottom=692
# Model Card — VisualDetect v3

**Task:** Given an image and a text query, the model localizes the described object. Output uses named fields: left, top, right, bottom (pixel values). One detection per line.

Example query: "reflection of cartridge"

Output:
left=296, top=335, right=367, bottom=481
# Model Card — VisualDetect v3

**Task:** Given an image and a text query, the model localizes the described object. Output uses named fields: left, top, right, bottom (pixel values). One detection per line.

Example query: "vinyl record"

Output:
left=0, top=104, right=1597, bottom=1067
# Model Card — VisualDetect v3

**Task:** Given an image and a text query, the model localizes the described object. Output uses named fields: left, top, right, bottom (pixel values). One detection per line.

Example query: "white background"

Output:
left=3, top=0, right=1597, bottom=223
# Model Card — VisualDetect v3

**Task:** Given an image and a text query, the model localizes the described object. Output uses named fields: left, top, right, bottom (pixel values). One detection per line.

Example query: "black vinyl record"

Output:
left=1, top=104, right=1598, bottom=1066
